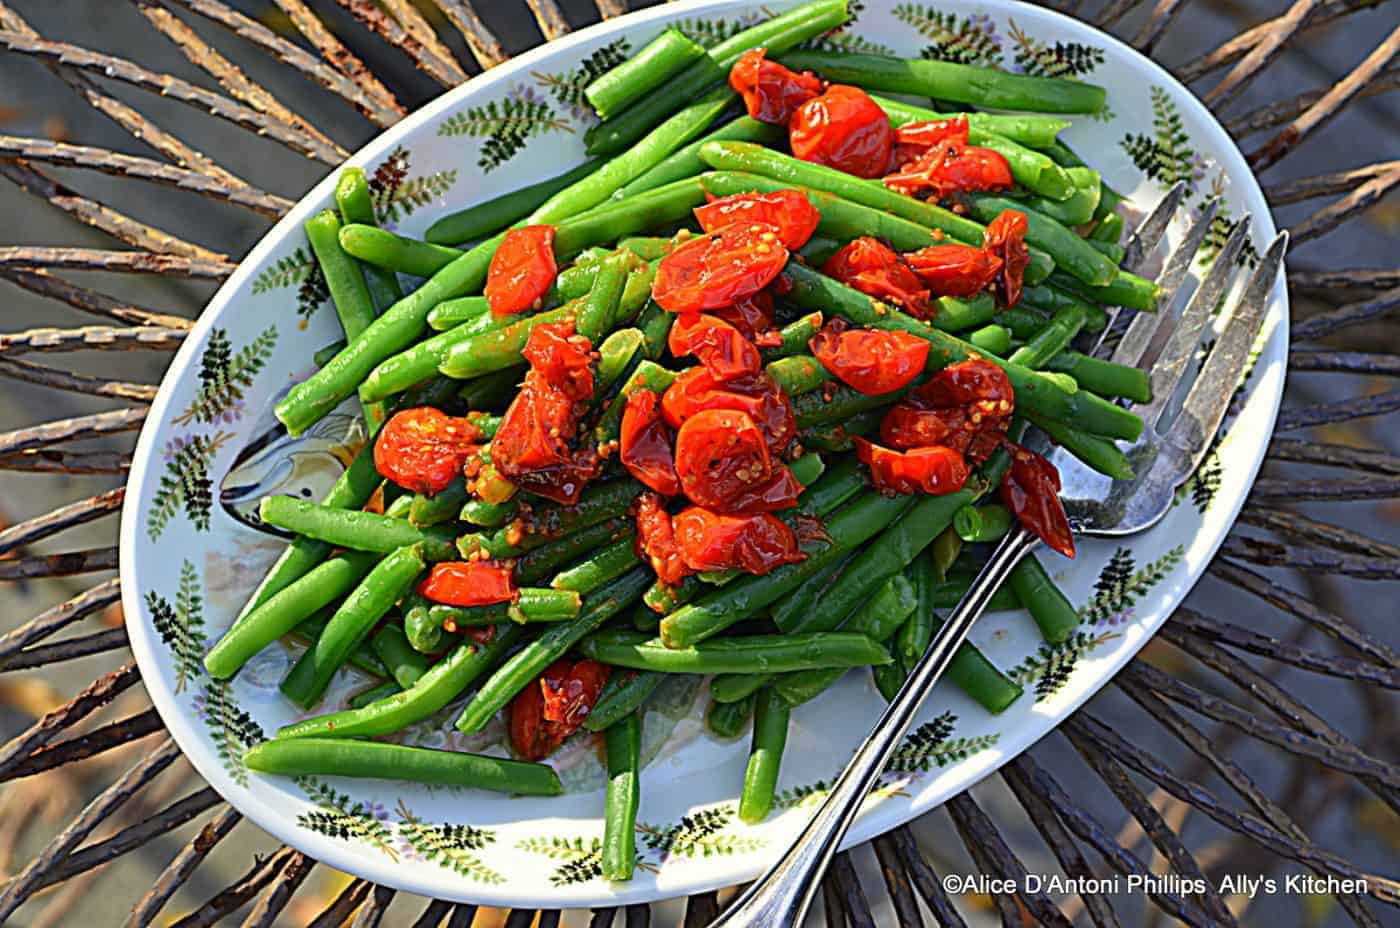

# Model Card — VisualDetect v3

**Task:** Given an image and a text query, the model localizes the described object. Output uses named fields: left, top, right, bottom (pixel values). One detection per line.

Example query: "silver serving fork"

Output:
left=710, top=182, right=1288, bottom=928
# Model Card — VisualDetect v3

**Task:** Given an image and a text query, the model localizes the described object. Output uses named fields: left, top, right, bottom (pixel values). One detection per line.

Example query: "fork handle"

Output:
left=707, top=525, right=1043, bottom=928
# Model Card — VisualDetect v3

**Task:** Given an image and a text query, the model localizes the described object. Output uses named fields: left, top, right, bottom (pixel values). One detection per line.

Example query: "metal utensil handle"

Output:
left=708, top=525, right=1042, bottom=928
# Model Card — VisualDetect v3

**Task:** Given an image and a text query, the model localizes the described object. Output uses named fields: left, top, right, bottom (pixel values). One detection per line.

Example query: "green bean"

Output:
left=279, top=545, right=424, bottom=708
left=513, top=518, right=631, bottom=585
left=768, top=548, right=856, bottom=635
left=596, top=329, right=646, bottom=400
left=965, top=195, right=1116, bottom=287
left=580, top=629, right=892, bottom=675
left=762, top=312, right=823, bottom=362
left=587, top=28, right=707, bottom=119
left=458, top=366, right=522, bottom=411
left=616, top=117, right=785, bottom=199
left=593, top=360, right=676, bottom=445
left=290, top=609, right=386, bottom=678
left=929, top=578, right=1020, bottom=612
left=642, top=574, right=703, bottom=615
left=767, top=355, right=829, bottom=397
left=871, top=94, right=1070, bottom=150
left=586, top=670, right=666, bottom=732
left=1009, top=555, right=1079, bottom=645
left=340, top=224, right=463, bottom=278
left=797, top=412, right=881, bottom=451
left=1043, top=353, right=1150, bottom=403
left=632, top=601, right=660, bottom=632
left=427, top=590, right=584, bottom=631
left=954, top=503, right=1013, bottom=543
left=552, top=536, right=641, bottom=594
left=334, top=168, right=403, bottom=311
left=872, top=658, right=906, bottom=701
left=246, top=737, right=560, bottom=794
left=576, top=253, right=631, bottom=343
left=313, top=340, right=346, bottom=367
left=402, top=592, right=446, bottom=654
left=1091, top=212, right=1125, bottom=244
left=259, top=495, right=457, bottom=561
left=460, top=497, right=519, bottom=528
left=206, top=552, right=378, bottom=679
left=793, top=380, right=909, bottom=428
left=306, top=210, right=383, bottom=426
left=1008, top=303, right=1086, bottom=369
left=797, top=234, right=843, bottom=267
left=1021, top=411, right=1134, bottom=480
left=739, top=689, right=789, bottom=824
left=425, top=159, right=600, bottom=245
left=408, top=477, right=468, bottom=528
left=707, top=692, right=756, bottom=738
left=371, top=623, right=430, bottom=689
left=930, top=525, right=963, bottom=580
left=896, top=551, right=937, bottom=675
left=1049, top=268, right=1159, bottom=313
left=1019, top=166, right=1101, bottom=225
left=1023, top=284, right=1108, bottom=333
left=425, top=296, right=490, bottom=332
left=778, top=49, right=1106, bottom=114
left=635, top=300, right=673, bottom=360
left=602, top=712, right=642, bottom=881
left=383, top=491, right=413, bottom=520
left=348, top=680, right=400, bottom=709
left=710, top=670, right=771, bottom=705
left=462, top=480, right=641, bottom=560
left=968, top=324, right=1011, bottom=355
left=789, top=451, right=826, bottom=488
left=929, top=612, right=1023, bottom=713
left=456, top=568, right=651, bottom=733
left=1087, top=238, right=1127, bottom=264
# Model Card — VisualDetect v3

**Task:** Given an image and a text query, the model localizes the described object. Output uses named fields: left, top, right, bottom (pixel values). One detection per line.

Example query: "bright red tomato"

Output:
left=1001, top=444, right=1075, bottom=558
left=895, top=115, right=970, bottom=150
left=695, top=189, right=820, bottom=251
left=508, top=658, right=611, bottom=761
left=416, top=560, right=516, bottom=607
left=668, top=313, right=762, bottom=381
left=673, top=408, right=771, bottom=509
left=652, top=223, right=789, bottom=314
left=661, top=368, right=796, bottom=454
left=790, top=85, right=894, bottom=179
left=485, top=225, right=557, bottom=317
left=672, top=507, right=805, bottom=575
left=722, top=465, right=803, bottom=514
left=983, top=210, right=1031, bottom=308
left=711, top=291, right=776, bottom=342
left=728, top=48, right=825, bottom=124
left=917, top=357, right=1014, bottom=418
left=880, top=403, right=968, bottom=451
left=904, top=244, right=1004, bottom=298
left=884, top=143, right=1013, bottom=199
left=374, top=407, right=485, bottom=495
left=619, top=389, right=679, bottom=496
left=821, top=237, right=933, bottom=318
left=854, top=438, right=970, bottom=496
left=809, top=320, right=930, bottom=395
left=633, top=491, right=690, bottom=586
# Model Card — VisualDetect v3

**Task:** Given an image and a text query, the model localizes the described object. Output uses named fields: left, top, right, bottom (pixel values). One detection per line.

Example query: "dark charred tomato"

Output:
left=672, top=507, right=806, bottom=575
left=790, top=85, right=894, bottom=179
left=809, top=320, right=930, bottom=396
left=673, top=408, right=771, bottom=510
left=917, top=357, right=1014, bottom=420
left=728, top=48, right=825, bottom=124
left=417, top=560, right=515, bottom=607
left=633, top=491, right=690, bottom=586
left=485, top=225, right=557, bottom=317
left=652, top=223, right=789, bottom=314
left=695, top=189, right=820, bottom=251
left=904, top=244, right=1004, bottom=298
left=374, top=407, right=485, bottom=495
left=1001, top=444, right=1075, bottom=558
left=855, top=438, right=970, bottom=496
left=884, top=143, right=1013, bottom=199
left=880, top=403, right=968, bottom=451
left=667, top=312, right=762, bottom=381
left=711, top=290, right=776, bottom=342
left=821, top=237, right=933, bottom=318
left=619, top=389, right=679, bottom=496
left=983, top=210, right=1031, bottom=309
left=661, top=368, right=796, bottom=455
left=508, top=658, right=611, bottom=761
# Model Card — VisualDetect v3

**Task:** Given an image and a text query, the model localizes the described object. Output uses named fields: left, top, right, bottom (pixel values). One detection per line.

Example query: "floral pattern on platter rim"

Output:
left=120, top=0, right=1288, bottom=908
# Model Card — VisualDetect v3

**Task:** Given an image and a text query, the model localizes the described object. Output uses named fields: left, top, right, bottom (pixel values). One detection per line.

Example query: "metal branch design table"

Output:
left=0, top=0, right=1395, bottom=925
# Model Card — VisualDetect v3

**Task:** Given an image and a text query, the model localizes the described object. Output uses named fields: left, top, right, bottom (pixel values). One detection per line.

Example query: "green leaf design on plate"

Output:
left=1007, top=19, right=1104, bottom=79
left=438, top=88, right=572, bottom=172
left=296, top=776, right=398, bottom=860
left=884, top=712, right=1000, bottom=773
left=198, top=678, right=264, bottom=787
left=670, top=15, right=755, bottom=49
left=1121, top=86, right=1200, bottom=186
left=518, top=835, right=605, bottom=886
left=175, top=326, right=276, bottom=426
left=534, top=37, right=631, bottom=119
left=399, top=812, right=503, bottom=884
left=148, top=432, right=231, bottom=541
left=147, top=560, right=206, bottom=692
left=1010, top=630, right=1121, bottom=701
left=893, top=5, right=1002, bottom=67
left=251, top=246, right=314, bottom=294
left=639, top=804, right=762, bottom=860
left=1078, top=545, right=1185, bottom=625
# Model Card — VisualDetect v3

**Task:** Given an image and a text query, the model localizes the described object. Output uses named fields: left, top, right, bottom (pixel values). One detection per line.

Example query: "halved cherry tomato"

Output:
left=917, top=357, right=1014, bottom=418
left=633, top=491, right=690, bottom=586
left=722, top=466, right=803, bottom=514
left=619, top=390, right=679, bottom=496
left=904, top=244, right=1004, bottom=298
left=661, top=368, right=796, bottom=454
left=1001, top=444, right=1075, bottom=558
left=983, top=210, right=1031, bottom=309
left=522, top=315, right=594, bottom=401
left=672, top=506, right=805, bottom=575
left=855, top=438, right=969, bottom=496
left=417, top=560, right=515, bottom=607
left=374, top=407, right=484, bottom=495
left=485, top=225, right=557, bottom=317
left=790, top=85, right=894, bottom=179
left=880, top=403, right=968, bottom=451
left=695, top=189, right=820, bottom=251
left=821, top=237, right=933, bottom=318
left=884, top=143, right=1012, bottom=199
left=668, top=313, right=762, bottom=381
left=508, top=658, right=611, bottom=761
left=711, top=291, right=776, bottom=342
left=652, top=223, right=789, bottom=314
left=895, top=115, right=971, bottom=150
left=674, top=408, right=771, bottom=510
left=809, top=319, right=930, bottom=396
left=728, top=48, right=825, bottom=125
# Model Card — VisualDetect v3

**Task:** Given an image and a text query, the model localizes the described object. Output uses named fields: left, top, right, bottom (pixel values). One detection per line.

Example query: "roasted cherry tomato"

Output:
left=652, top=223, right=789, bottom=314
left=880, top=403, right=968, bottom=451
left=668, top=312, right=762, bottom=381
left=884, top=143, right=1012, bottom=199
left=661, top=368, right=796, bottom=454
left=672, top=506, right=805, bottom=575
left=821, top=237, right=932, bottom=318
left=619, top=389, right=679, bottom=496
left=721, top=466, right=803, bottom=514
left=674, top=408, right=771, bottom=509
left=918, top=357, right=1014, bottom=419
left=904, top=244, right=1004, bottom=298
left=895, top=115, right=970, bottom=150
left=711, top=290, right=776, bottom=342
left=509, top=658, right=611, bottom=761
left=695, top=189, right=820, bottom=251
left=633, top=491, right=690, bottom=586
left=728, top=48, right=825, bottom=124
left=809, top=319, right=930, bottom=396
left=983, top=210, right=1031, bottom=309
left=485, top=225, right=557, bottom=317
left=790, top=85, right=894, bottom=179
left=855, top=438, right=970, bottom=496
left=1001, top=444, right=1075, bottom=558
left=417, top=560, right=516, bottom=607
left=374, top=406, right=485, bottom=495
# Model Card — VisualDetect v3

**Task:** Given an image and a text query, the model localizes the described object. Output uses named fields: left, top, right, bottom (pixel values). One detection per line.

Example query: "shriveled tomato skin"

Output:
left=541, top=658, right=610, bottom=728
left=667, top=313, right=762, bottom=381
left=485, top=225, right=557, bottom=317
left=652, top=224, right=789, bottom=314
left=674, top=408, right=771, bottom=510
left=983, top=210, right=1031, bottom=309
left=884, top=144, right=1013, bottom=199
left=695, top=189, right=820, bottom=250
left=1001, top=445, right=1075, bottom=558
left=711, top=291, right=776, bottom=342
left=508, top=658, right=610, bottom=761
left=904, top=244, right=1004, bottom=298
left=809, top=320, right=930, bottom=396
left=917, top=357, right=1014, bottom=417
left=790, top=85, right=894, bottom=179
left=417, top=561, right=516, bottom=607
left=619, top=389, right=679, bottom=496
left=661, top=368, right=796, bottom=455
left=672, top=507, right=805, bottom=575
left=880, top=404, right=968, bottom=451
left=855, top=439, right=970, bottom=496
left=728, top=49, right=825, bottom=124
left=633, top=491, right=690, bottom=586
left=374, top=407, right=484, bottom=495
left=821, top=237, right=932, bottom=318
left=722, top=466, right=803, bottom=514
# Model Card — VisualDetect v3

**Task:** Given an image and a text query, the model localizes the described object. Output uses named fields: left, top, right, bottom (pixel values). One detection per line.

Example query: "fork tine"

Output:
left=1091, top=182, right=1189, bottom=358
left=1108, top=198, right=1222, bottom=371
left=1170, top=232, right=1287, bottom=472
left=1139, top=219, right=1252, bottom=430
